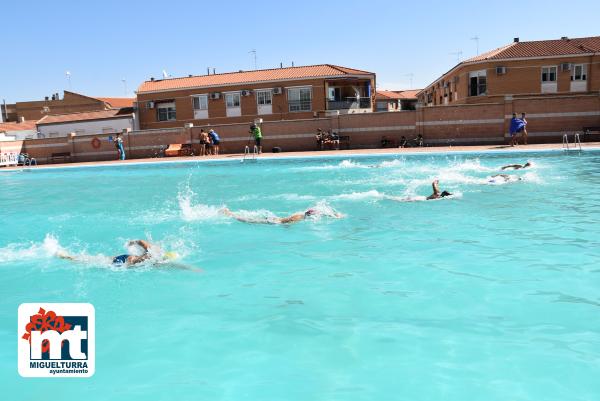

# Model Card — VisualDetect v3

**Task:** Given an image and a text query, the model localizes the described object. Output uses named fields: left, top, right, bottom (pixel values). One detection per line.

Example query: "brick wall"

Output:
left=8, top=94, right=598, bottom=165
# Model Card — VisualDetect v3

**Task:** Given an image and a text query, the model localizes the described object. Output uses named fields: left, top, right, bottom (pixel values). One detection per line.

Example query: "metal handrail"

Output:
left=562, top=133, right=569, bottom=151
left=574, top=132, right=582, bottom=151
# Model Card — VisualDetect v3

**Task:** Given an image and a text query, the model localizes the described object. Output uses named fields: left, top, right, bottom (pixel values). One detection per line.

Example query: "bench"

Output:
left=50, top=152, right=71, bottom=163
left=583, top=127, right=600, bottom=142
left=165, top=143, right=193, bottom=157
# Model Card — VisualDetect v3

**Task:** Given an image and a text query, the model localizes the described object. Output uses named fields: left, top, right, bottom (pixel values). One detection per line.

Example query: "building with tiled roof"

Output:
left=136, top=64, right=376, bottom=129
left=0, top=120, right=38, bottom=140
left=375, top=90, right=421, bottom=111
left=36, top=109, right=135, bottom=139
left=4, top=91, right=136, bottom=123
left=418, top=35, right=600, bottom=106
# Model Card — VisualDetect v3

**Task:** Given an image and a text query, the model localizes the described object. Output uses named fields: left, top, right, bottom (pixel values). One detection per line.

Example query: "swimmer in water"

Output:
left=57, top=240, right=198, bottom=270
left=501, top=162, right=531, bottom=170
left=426, top=180, right=452, bottom=200
left=489, top=174, right=522, bottom=183
left=221, top=207, right=341, bottom=225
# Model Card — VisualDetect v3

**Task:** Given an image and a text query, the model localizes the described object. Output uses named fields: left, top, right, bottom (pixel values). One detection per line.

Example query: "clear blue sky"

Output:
left=2, top=0, right=599, bottom=102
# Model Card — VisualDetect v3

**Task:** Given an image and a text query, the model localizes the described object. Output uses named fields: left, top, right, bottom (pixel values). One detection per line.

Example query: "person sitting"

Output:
left=221, top=207, right=342, bottom=225
left=316, top=128, right=325, bottom=150
left=381, top=136, right=391, bottom=148
left=399, top=136, right=408, bottom=148
left=324, top=129, right=340, bottom=150
left=426, top=180, right=452, bottom=200
left=415, top=134, right=424, bottom=147
left=501, top=162, right=531, bottom=170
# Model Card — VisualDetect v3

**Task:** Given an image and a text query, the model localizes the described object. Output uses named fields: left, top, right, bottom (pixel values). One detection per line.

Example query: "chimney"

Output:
left=561, top=36, right=568, bottom=40
left=45, top=96, right=49, bottom=101
left=188, top=74, right=192, bottom=77
left=150, top=77, right=154, bottom=81
left=292, top=61, right=295, bottom=67
left=513, top=37, right=519, bottom=43
left=280, top=62, right=283, bottom=68
left=207, top=67, right=210, bottom=75
left=213, top=68, right=216, bottom=74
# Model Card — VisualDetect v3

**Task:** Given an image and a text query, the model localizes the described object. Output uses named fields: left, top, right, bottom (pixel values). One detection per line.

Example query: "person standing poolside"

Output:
left=520, top=112, right=528, bottom=145
left=250, top=124, right=262, bottom=154
left=426, top=180, right=452, bottom=200
left=198, top=129, right=210, bottom=156
left=399, top=136, right=408, bottom=148
left=115, top=133, right=126, bottom=160
left=509, top=113, right=524, bottom=147
left=208, top=129, right=220, bottom=155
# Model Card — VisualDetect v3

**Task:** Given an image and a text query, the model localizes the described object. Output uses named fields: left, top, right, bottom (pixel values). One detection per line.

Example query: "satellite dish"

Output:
left=162, top=70, right=169, bottom=79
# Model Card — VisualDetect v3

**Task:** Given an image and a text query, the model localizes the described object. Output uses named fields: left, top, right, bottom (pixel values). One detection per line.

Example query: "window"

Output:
left=256, top=90, right=272, bottom=106
left=192, top=95, right=208, bottom=110
left=468, top=70, right=487, bottom=96
left=157, top=102, right=176, bottom=121
left=225, top=92, right=241, bottom=108
left=572, top=64, right=587, bottom=81
left=541, top=66, right=557, bottom=82
left=288, top=87, right=312, bottom=112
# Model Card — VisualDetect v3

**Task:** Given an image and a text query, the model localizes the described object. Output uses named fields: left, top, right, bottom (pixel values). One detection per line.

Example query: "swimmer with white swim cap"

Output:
left=221, top=207, right=341, bottom=225
left=488, top=174, right=522, bottom=183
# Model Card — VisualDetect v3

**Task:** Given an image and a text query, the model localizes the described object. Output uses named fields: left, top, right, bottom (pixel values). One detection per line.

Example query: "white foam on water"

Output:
left=0, top=234, right=59, bottom=263
left=178, top=188, right=224, bottom=222
left=294, top=159, right=370, bottom=171
left=331, top=190, right=387, bottom=201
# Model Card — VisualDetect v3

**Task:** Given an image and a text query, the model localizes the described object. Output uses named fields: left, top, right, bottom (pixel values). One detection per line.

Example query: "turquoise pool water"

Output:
left=1, top=151, right=600, bottom=400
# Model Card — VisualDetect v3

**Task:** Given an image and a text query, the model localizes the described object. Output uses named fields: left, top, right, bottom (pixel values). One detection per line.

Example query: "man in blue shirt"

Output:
left=208, top=129, right=220, bottom=155
left=509, top=113, right=525, bottom=147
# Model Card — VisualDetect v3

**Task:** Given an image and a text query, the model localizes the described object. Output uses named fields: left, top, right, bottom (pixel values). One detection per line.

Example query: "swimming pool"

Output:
left=1, top=150, right=600, bottom=400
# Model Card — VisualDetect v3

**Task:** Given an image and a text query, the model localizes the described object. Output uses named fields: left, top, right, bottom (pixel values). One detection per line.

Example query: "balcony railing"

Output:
left=288, top=100, right=312, bottom=112
left=328, top=98, right=371, bottom=110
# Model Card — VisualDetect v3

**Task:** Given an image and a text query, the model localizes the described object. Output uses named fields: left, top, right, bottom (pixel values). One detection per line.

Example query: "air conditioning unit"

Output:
left=241, top=90, right=251, bottom=96
left=496, top=66, right=507, bottom=75
left=146, top=101, right=155, bottom=109
left=273, top=87, right=283, bottom=95
left=210, top=92, right=221, bottom=100
left=561, top=63, right=572, bottom=72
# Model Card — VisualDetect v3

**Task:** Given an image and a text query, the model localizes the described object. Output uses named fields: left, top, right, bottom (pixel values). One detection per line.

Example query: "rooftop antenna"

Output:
left=121, top=78, right=128, bottom=96
left=65, top=71, right=72, bottom=90
left=404, top=73, right=414, bottom=89
left=449, top=50, right=463, bottom=64
left=162, top=70, right=169, bottom=79
left=249, top=49, right=257, bottom=70
left=470, top=36, right=480, bottom=55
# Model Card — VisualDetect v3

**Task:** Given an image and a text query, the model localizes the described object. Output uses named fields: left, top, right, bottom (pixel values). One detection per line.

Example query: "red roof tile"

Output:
left=138, top=64, right=374, bottom=93
left=96, top=97, right=135, bottom=109
left=0, top=121, right=38, bottom=132
left=376, top=90, right=421, bottom=100
left=37, top=110, right=130, bottom=125
left=464, top=36, right=600, bottom=62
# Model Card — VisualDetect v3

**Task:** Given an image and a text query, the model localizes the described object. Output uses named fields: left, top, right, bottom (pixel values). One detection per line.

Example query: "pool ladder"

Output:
left=562, top=132, right=582, bottom=152
left=242, top=145, right=259, bottom=162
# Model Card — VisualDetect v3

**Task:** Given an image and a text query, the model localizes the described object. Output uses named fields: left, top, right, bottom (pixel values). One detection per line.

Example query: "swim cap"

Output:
left=304, top=209, right=317, bottom=216
left=164, top=251, right=178, bottom=260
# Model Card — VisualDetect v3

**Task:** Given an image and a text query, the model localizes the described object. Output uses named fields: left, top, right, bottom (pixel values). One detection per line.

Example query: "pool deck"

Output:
left=3, top=142, right=600, bottom=170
